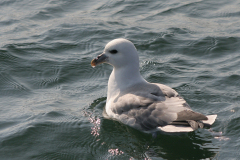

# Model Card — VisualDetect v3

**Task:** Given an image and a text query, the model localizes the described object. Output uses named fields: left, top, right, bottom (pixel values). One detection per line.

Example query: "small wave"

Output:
left=0, top=72, right=31, bottom=97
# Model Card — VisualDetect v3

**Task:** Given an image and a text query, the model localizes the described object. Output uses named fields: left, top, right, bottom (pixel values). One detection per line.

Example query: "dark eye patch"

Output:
left=109, top=49, right=118, bottom=54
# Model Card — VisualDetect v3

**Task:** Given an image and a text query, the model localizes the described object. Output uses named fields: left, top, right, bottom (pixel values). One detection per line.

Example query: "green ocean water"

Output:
left=0, top=0, right=240, bottom=159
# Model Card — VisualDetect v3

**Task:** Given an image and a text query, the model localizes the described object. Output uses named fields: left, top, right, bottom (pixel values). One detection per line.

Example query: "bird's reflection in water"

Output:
left=101, top=119, right=219, bottom=160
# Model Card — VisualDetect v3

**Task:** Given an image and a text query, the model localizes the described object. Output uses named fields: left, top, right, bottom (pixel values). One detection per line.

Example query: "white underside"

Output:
left=158, top=125, right=194, bottom=132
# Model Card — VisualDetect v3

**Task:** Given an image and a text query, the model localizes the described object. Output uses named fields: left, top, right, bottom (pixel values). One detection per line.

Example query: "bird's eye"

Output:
left=109, top=49, right=118, bottom=54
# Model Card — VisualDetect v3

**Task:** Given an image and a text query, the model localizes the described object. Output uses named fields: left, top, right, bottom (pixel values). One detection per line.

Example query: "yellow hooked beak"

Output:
left=91, top=54, right=108, bottom=67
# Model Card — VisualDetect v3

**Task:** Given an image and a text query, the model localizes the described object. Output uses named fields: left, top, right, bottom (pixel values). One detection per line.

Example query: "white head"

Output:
left=91, top=38, right=147, bottom=98
left=91, top=38, right=139, bottom=69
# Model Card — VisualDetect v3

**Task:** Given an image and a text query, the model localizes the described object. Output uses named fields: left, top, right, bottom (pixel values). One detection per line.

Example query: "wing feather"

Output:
left=107, top=82, right=214, bottom=132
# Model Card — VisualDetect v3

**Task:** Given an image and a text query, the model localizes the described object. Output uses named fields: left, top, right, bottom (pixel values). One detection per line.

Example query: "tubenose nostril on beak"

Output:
left=96, top=54, right=102, bottom=60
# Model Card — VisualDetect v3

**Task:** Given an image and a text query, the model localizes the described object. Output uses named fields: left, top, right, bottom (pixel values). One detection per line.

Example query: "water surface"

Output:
left=0, top=0, right=240, bottom=159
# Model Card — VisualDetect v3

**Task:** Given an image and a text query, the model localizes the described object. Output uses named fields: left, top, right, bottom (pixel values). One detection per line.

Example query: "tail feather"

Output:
left=158, top=114, right=217, bottom=133
left=203, top=115, right=217, bottom=125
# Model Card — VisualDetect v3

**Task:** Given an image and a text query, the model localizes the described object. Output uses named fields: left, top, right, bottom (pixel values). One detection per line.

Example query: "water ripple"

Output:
left=0, top=0, right=240, bottom=159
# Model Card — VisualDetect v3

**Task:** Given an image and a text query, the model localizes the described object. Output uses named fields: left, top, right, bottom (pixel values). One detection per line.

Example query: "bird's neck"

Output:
left=107, top=66, right=146, bottom=102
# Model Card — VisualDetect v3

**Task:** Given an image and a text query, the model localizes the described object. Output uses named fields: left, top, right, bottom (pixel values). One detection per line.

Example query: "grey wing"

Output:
left=154, top=83, right=209, bottom=131
left=110, top=83, right=208, bottom=132
left=110, top=93, right=174, bottom=131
